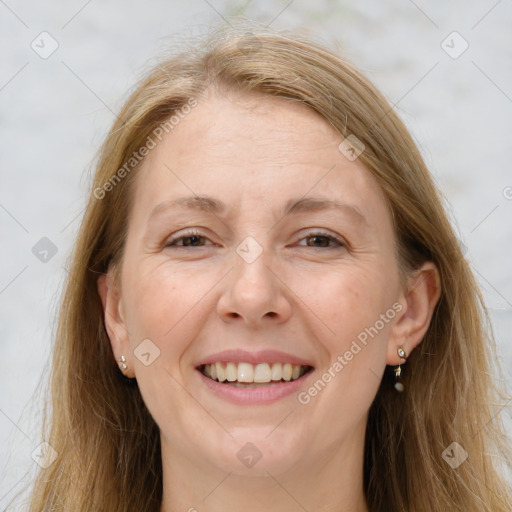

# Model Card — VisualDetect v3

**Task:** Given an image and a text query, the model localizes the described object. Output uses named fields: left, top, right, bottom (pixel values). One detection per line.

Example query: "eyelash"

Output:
left=164, top=229, right=345, bottom=249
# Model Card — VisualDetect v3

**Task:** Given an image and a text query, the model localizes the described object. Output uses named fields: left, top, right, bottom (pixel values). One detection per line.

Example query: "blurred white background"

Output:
left=1, top=0, right=511, bottom=507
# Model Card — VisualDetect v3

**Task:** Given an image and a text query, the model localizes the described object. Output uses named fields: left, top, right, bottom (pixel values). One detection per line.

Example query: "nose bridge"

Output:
left=216, top=233, right=291, bottom=324
left=232, top=234, right=275, bottom=298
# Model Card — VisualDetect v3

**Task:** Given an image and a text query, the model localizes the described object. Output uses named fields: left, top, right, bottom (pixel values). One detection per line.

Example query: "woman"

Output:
left=28, top=26, right=512, bottom=511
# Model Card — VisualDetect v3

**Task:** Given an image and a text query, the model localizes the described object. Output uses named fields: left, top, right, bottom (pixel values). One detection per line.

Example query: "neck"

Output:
left=159, top=424, right=369, bottom=512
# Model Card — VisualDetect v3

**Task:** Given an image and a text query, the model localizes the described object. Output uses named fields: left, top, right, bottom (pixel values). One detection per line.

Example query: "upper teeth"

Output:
left=201, top=362, right=308, bottom=383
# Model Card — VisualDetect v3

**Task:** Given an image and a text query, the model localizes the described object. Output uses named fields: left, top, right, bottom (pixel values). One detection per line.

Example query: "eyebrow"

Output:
left=148, top=195, right=368, bottom=225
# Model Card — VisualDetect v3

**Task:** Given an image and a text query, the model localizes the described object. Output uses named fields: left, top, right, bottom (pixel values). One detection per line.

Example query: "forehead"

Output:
left=129, top=91, right=391, bottom=229
left=161, top=91, right=341, bottom=165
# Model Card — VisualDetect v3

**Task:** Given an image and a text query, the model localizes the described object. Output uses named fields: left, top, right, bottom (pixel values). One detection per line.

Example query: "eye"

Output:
left=164, top=229, right=213, bottom=248
left=164, top=229, right=345, bottom=250
left=297, top=231, right=345, bottom=249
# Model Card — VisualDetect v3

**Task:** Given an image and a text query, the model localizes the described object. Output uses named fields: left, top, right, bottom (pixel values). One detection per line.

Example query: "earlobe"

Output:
left=387, top=261, right=441, bottom=365
left=97, top=272, right=134, bottom=377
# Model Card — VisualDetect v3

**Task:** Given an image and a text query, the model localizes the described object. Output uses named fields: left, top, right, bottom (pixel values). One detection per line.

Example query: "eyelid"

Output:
left=163, top=228, right=347, bottom=249
left=295, top=229, right=346, bottom=248
left=164, top=228, right=212, bottom=247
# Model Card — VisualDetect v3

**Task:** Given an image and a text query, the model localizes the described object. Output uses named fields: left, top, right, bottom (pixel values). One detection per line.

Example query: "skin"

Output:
left=98, top=89, right=441, bottom=512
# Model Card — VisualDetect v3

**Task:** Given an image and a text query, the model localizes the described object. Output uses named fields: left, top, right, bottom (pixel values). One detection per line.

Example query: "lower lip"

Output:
left=197, top=369, right=312, bottom=405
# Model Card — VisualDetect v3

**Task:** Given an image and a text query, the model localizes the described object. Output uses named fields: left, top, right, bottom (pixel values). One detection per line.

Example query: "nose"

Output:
left=216, top=242, right=292, bottom=328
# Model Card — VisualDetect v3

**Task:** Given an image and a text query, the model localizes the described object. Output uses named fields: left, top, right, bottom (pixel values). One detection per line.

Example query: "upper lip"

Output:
left=196, top=349, right=315, bottom=368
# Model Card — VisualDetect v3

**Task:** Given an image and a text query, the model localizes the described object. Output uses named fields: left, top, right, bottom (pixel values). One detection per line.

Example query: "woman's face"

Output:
left=105, top=90, right=408, bottom=477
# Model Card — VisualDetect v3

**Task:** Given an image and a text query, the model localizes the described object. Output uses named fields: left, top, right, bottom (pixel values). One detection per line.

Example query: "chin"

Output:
left=210, top=428, right=305, bottom=477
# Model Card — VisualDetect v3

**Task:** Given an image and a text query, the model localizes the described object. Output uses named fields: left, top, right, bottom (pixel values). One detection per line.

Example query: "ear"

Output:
left=386, top=261, right=441, bottom=365
left=97, top=271, right=134, bottom=378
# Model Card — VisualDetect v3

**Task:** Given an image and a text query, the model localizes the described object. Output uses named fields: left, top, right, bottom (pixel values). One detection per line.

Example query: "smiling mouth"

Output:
left=198, top=362, right=313, bottom=387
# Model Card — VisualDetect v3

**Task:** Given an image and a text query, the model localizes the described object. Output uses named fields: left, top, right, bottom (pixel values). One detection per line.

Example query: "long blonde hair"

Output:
left=24, top=24, right=512, bottom=511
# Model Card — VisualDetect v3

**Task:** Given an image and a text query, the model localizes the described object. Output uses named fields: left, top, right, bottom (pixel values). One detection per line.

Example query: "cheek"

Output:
left=121, top=262, right=206, bottom=378
left=309, top=262, right=398, bottom=363
left=123, top=261, right=204, bottom=337
left=291, top=265, right=399, bottom=451
left=121, top=264, right=212, bottom=431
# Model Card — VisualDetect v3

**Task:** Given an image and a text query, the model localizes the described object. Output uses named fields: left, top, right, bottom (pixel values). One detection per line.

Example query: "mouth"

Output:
left=198, top=362, right=314, bottom=388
